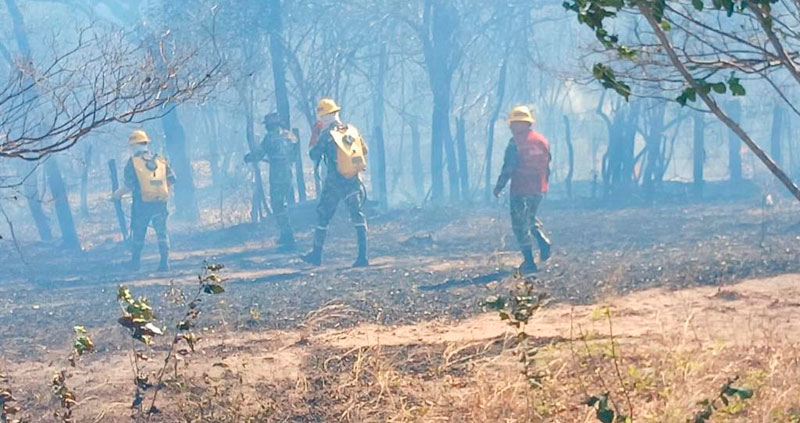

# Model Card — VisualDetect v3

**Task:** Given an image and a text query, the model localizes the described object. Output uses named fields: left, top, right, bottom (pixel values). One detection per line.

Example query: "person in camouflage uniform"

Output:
left=302, top=98, right=369, bottom=267
left=114, top=129, right=176, bottom=272
left=245, top=112, right=298, bottom=250
left=494, top=105, right=552, bottom=275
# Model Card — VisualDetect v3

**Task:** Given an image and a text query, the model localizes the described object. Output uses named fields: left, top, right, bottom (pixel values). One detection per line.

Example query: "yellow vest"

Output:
left=132, top=155, right=170, bottom=202
left=329, top=125, right=367, bottom=178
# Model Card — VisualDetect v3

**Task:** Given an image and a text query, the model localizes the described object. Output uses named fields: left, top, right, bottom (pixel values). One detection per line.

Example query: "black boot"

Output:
left=157, top=240, right=170, bottom=272
left=352, top=226, right=369, bottom=268
left=128, top=248, right=141, bottom=272
left=519, top=246, right=537, bottom=276
left=277, top=228, right=297, bottom=252
left=534, top=228, right=551, bottom=262
left=302, top=228, right=325, bottom=266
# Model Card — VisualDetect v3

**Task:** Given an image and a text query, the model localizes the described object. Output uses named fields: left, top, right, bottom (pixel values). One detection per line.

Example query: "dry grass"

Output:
left=4, top=272, right=800, bottom=422
left=133, top=277, right=800, bottom=422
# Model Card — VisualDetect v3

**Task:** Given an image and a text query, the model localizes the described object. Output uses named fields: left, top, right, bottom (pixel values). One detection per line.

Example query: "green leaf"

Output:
left=729, top=77, right=746, bottom=96
left=692, top=0, right=704, bottom=10
left=711, top=82, right=727, bottom=94
left=733, top=388, right=753, bottom=399
left=598, top=408, right=615, bottom=423
left=204, top=284, right=225, bottom=294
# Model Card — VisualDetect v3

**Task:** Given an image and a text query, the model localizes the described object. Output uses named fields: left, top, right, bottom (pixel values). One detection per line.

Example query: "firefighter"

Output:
left=494, top=106, right=552, bottom=275
left=302, top=98, right=369, bottom=267
left=113, top=129, right=175, bottom=272
left=245, top=112, right=298, bottom=250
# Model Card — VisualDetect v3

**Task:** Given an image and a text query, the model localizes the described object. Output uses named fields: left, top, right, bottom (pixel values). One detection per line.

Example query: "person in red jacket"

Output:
left=494, top=105, right=552, bottom=275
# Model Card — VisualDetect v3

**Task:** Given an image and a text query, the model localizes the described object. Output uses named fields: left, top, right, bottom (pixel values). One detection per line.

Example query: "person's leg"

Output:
left=526, top=195, right=550, bottom=261
left=345, top=184, right=368, bottom=267
left=533, top=217, right=551, bottom=262
left=152, top=206, right=170, bottom=271
left=510, top=196, right=536, bottom=274
left=271, top=178, right=295, bottom=248
left=128, top=205, right=150, bottom=271
left=302, top=181, right=340, bottom=265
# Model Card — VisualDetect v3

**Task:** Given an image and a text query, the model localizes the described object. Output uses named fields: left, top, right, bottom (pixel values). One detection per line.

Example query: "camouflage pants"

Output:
left=269, top=167, right=294, bottom=237
left=316, top=177, right=366, bottom=231
left=130, top=201, right=169, bottom=256
left=510, top=195, right=544, bottom=249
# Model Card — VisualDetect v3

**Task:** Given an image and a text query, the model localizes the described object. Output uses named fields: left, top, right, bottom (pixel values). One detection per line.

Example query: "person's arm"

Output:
left=113, top=159, right=134, bottom=199
left=165, top=160, right=177, bottom=187
left=309, top=130, right=326, bottom=162
left=245, top=136, right=269, bottom=163
left=493, top=141, right=517, bottom=197
left=542, top=136, right=552, bottom=181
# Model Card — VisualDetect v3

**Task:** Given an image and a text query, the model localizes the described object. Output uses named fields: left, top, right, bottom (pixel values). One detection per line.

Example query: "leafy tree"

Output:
left=564, top=0, right=800, bottom=201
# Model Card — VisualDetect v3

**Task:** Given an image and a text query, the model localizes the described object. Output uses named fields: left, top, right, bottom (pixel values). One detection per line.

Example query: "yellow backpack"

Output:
left=329, top=125, right=367, bottom=178
left=132, top=155, right=170, bottom=202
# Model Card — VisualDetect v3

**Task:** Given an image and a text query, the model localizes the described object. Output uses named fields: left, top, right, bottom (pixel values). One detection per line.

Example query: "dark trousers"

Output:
left=510, top=195, right=543, bottom=249
left=269, top=167, right=294, bottom=238
left=130, top=201, right=169, bottom=258
left=315, top=177, right=366, bottom=232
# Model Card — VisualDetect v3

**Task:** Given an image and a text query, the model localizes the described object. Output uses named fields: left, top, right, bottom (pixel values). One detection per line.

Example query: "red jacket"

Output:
left=496, top=130, right=550, bottom=196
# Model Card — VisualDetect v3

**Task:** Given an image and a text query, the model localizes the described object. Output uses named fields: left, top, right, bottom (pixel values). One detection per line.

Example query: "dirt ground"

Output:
left=1, top=196, right=799, bottom=421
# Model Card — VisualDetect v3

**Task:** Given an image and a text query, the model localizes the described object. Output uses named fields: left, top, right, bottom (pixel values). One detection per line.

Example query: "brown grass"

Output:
left=4, top=274, right=799, bottom=422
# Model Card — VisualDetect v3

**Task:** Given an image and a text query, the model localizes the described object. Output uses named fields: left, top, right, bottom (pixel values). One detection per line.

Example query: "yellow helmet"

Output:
left=316, top=98, right=341, bottom=117
left=128, top=129, right=150, bottom=145
left=507, top=105, right=535, bottom=124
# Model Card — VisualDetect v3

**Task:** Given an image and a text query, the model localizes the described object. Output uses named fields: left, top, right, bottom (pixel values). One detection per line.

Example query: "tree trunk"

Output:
left=6, top=0, right=53, bottom=240
left=442, top=100, right=459, bottom=201
left=292, top=128, right=307, bottom=202
left=242, top=89, right=268, bottom=223
left=423, top=0, right=459, bottom=203
left=268, top=0, right=306, bottom=202
left=162, top=108, right=198, bottom=219
left=727, top=101, right=742, bottom=183
left=430, top=88, right=454, bottom=203
left=484, top=59, right=507, bottom=202
left=23, top=166, right=52, bottom=241
left=692, top=111, right=705, bottom=199
left=563, top=115, right=574, bottom=200
left=267, top=0, right=290, bottom=122
left=410, top=121, right=424, bottom=202
left=204, top=108, right=224, bottom=189
left=371, top=43, right=389, bottom=209
left=80, top=145, right=91, bottom=218
left=45, top=158, right=80, bottom=250
left=642, top=102, right=666, bottom=200
left=455, top=116, right=469, bottom=201
left=770, top=104, right=783, bottom=167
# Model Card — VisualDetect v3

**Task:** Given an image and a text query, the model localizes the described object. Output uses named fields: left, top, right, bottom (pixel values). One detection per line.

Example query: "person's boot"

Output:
left=127, top=249, right=141, bottom=272
left=157, top=240, right=170, bottom=272
left=276, top=228, right=297, bottom=252
left=352, top=226, right=369, bottom=268
left=519, top=246, right=537, bottom=276
left=301, top=228, right=325, bottom=266
left=534, top=228, right=551, bottom=262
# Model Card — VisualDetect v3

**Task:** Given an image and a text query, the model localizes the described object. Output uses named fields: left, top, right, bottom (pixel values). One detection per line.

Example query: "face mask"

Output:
left=320, top=113, right=338, bottom=127
left=130, top=143, right=148, bottom=156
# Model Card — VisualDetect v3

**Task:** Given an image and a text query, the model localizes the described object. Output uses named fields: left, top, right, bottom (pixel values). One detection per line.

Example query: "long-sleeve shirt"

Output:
left=495, top=130, right=551, bottom=196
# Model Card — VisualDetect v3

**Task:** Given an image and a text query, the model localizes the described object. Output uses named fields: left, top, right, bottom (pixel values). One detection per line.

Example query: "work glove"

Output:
left=493, top=186, right=503, bottom=198
left=111, top=187, right=129, bottom=201
left=309, top=120, right=325, bottom=148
